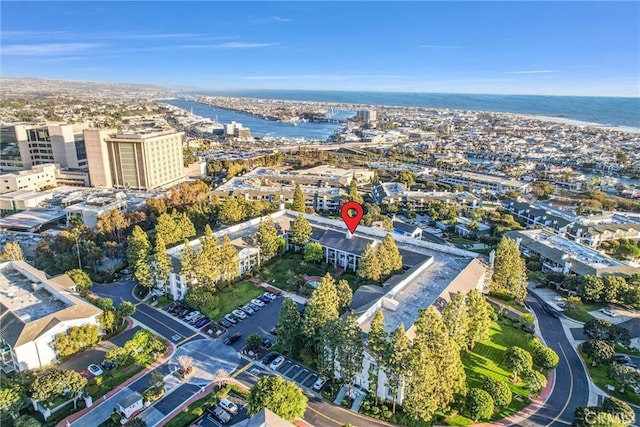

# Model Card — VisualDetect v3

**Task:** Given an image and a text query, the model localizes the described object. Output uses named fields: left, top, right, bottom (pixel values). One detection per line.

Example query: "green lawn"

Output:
left=579, top=346, right=640, bottom=406
left=262, top=254, right=326, bottom=288
left=208, top=281, right=264, bottom=321
left=563, top=303, right=598, bottom=323
left=449, top=237, right=477, bottom=245
left=488, top=292, right=526, bottom=313
left=453, top=320, right=535, bottom=424
left=614, top=344, right=640, bottom=357
left=85, top=363, right=144, bottom=399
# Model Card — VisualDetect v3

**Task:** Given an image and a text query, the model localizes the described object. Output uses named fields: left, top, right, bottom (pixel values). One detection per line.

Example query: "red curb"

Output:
left=474, top=369, right=555, bottom=427
left=56, top=321, right=175, bottom=427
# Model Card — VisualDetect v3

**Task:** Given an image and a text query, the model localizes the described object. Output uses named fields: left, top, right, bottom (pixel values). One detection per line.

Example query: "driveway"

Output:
left=133, top=303, right=203, bottom=345
left=92, top=279, right=138, bottom=304
left=58, top=326, right=141, bottom=373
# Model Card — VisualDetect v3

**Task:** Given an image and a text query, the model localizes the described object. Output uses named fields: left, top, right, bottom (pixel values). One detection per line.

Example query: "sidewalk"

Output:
left=57, top=320, right=177, bottom=427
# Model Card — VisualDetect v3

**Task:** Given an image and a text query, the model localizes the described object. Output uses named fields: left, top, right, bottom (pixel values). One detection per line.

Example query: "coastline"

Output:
left=510, top=113, right=640, bottom=134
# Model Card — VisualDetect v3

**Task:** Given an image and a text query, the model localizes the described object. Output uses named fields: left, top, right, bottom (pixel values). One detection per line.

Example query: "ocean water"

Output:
left=162, top=98, right=345, bottom=141
left=189, top=89, right=640, bottom=130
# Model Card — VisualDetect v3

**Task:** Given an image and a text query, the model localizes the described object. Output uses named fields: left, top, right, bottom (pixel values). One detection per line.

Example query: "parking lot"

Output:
left=191, top=393, right=249, bottom=427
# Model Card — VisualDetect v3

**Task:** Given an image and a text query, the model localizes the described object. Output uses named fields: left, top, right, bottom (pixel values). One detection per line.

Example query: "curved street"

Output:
left=518, top=294, right=590, bottom=426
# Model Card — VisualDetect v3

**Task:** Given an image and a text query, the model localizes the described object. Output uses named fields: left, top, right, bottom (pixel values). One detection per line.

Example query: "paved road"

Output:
left=92, top=279, right=138, bottom=304
left=518, top=294, right=590, bottom=426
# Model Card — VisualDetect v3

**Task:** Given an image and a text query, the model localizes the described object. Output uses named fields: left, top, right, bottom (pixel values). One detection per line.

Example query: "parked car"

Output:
left=167, top=302, right=179, bottom=312
left=269, top=326, right=278, bottom=336
left=101, top=362, right=115, bottom=371
left=250, top=302, right=262, bottom=311
left=553, top=296, right=566, bottom=302
left=185, top=311, right=201, bottom=321
left=207, top=405, right=231, bottom=424
left=259, top=294, right=272, bottom=303
left=600, top=308, right=617, bottom=317
left=312, top=378, right=326, bottom=391
left=265, top=292, right=277, bottom=301
left=219, top=398, right=239, bottom=415
left=224, top=314, right=238, bottom=324
left=241, top=305, right=255, bottom=315
left=251, top=298, right=265, bottom=307
left=196, top=317, right=211, bottom=328
left=224, top=332, right=242, bottom=345
left=269, top=355, right=285, bottom=370
left=80, top=369, right=94, bottom=380
left=219, top=318, right=232, bottom=328
left=232, top=309, right=247, bottom=319
left=262, top=352, right=278, bottom=365
left=178, top=308, right=191, bottom=318
left=189, top=314, right=204, bottom=324
left=262, top=338, right=273, bottom=348
left=88, top=364, right=104, bottom=377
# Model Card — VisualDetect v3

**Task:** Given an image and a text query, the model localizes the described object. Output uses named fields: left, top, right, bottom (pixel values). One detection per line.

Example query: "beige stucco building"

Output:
left=84, top=128, right=185, bottom=190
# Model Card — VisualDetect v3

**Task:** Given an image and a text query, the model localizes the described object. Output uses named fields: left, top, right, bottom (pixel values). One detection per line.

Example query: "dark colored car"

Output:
left=196, top=317, right=211, bottom=328
left=101, top=362, right=115, bottom=371
left=261, top=352, right=278, bottom=365
left=269, top=326, right=278, bottom=336
left=223, top=332, right=242, bottom=345
left=262, top=338, right=273, bottom=348
left=259, top=294, right=272, bottom=303
left=218, top=319, right=232, bottom=328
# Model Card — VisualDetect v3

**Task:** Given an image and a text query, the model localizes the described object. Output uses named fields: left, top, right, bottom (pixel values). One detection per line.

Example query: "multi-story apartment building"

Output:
left=0, top=261, right=102, bottom=372
left=84, top=128, right=185, bottom=190
left=436, top=171, right=530, bottom=195
left=567, top=223, right=640, bottom=248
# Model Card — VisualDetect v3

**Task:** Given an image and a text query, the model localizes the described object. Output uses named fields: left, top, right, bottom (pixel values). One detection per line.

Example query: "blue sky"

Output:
left=1, top=1, right=639, bottom=97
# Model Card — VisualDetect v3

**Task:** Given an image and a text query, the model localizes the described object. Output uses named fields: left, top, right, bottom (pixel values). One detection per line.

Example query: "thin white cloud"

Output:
left=504, top=70, right=557, bottom=75
left=418, top=45, right=465, bottom=49
left=208, top=42, right=276, bottom=49
left=251, top=16, right=292, bottom=24
left=2, top=43, right=102, bottom=56
left=1, top=30, right=73, bottom=39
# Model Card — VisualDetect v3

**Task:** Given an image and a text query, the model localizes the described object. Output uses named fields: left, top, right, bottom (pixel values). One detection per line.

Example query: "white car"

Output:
left=219, top=398, right=239, bottom=415
left=553, top=296, right=566, bottom=302
left=269, top=356, right=285, bottom=370
left=251, top=298, right=265, bottom=307
left=312, top=378, right=326, bottom=391
left=265, top=292, right=277, bottom=301
left=185, top=311, right=200, bottom=321
left=232, top=309, right=247, bottom=319
left=600, top=308, right=617, bottom=317
left=88, top=364, right=104, bottom=377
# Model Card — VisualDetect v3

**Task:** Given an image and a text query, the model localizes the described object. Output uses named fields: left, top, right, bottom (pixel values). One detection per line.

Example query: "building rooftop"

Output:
left=516, top=229, right=624, bottom=269
left=0, top=264, right=67, bottom=322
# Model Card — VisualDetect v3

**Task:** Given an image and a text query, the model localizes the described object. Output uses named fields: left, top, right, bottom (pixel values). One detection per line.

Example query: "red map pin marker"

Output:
left=341, top=201, right=364, bottom=234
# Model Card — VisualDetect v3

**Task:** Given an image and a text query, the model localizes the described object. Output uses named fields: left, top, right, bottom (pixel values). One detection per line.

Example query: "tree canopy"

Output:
left=247, top=376, right=308, bottom=420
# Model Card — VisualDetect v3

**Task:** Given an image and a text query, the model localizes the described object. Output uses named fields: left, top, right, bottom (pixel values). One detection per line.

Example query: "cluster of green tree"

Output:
left=359, top=203, right=392, bottom=231
left=247, top=376, right=308, bottom=420
left=126, top=226, right=172, bottom=292
left=530, top=181, right=556, bottom=200
left=35, top=217, right=102, bottom=276
left=485, top=209, right=524, bottom=235
left=180, top=225, right=240, bottom=293
left=97, top=298, right=136, bottom=335
left=66, top=269, right=93, bottom=296
left=54, top=324, right=100, bottom=358
left=218, top=196, right=277, bottom=225
left=207, top=152, right=285, bottom=178
left=104, top=329, right=167, bottom=367
left=584, top=318, right=632, bottom=348
left=573, top=397, right=635, bottom=427
left=559, top=274, right=640, bottom=309
left=154, top=210, right=196, bottom=246
left=0, top=371, right=34, bottom=421
left=31, top=369, right=87, bottom=407
left=0, top=242, right=24, bottom=262
left=256, top=217, right=286, bottom=261
left=356, top=235, right=403, bottom=283
left=491, top=237, right=528, bottom=303
left=345, top=178, right=363, bottom=205
left=504, top=338, right=558, bottom=389
left=577, top=190, right=640, bottom=214
left=600, top=239, right=640, bottom=262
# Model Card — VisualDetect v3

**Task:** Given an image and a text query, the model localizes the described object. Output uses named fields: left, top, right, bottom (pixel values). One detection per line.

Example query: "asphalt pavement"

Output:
left=520, top=294, right=590, bottom=426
